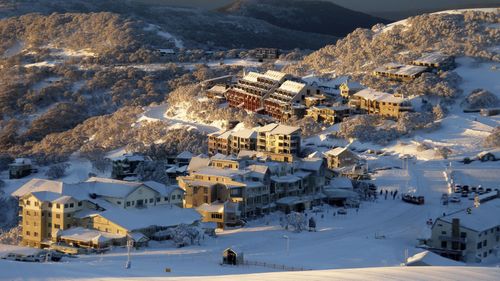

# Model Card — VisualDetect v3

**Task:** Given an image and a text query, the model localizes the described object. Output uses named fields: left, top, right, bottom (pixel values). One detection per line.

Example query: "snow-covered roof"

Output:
left=300, top=158, right=323, bottom=171
left=412, top=53, right=453, bottom=65
left=438, top=199, right=500, bottom=232
left=354, top=88, right=404, bottom=104
left=271, top=175, right=301, bottom=183
left=255, top=123, right=279, bottom=133
left=83, top=202, right=201, bottom=231
left=323, top=188, right=358, bottom=199
left=328, top=177, right=353, bottom=190
left=187, top=156, right=210, bottom=172
left=262, top=70, right=287, bottom=81
left=12, top=179, right=64, bottom=198
left=59, top=227, right=125, bottom=243
left=242, top=71, right=262, bottom=83
left=374, top=63, right=427, bottom=77
left=176, top=151, right=193, bottom=159
left=267, top=124, right=300, bottom=135
left=406, top=251, right=463, bottom=266
left=325, top=147, right=348, bottom=157
left=107, top=153, right=150, bottom=162
left=197, top=203, right=224, bottom=213
left=9, top=158, right=32, bottom=166
left=143, top=181, right=181, bottom=196
left=340, top=80, right=364, bottom=89
left=232, top=128, right=257, bottom=139
left=278, top=80, right=306, bottom=94
left=84, top=177, right=145, bottom=199
left=207, top=85, right=227, bottom=94
left=129, top=232, right=149, bottom=242
left=30, top=191, right=66, bottom=202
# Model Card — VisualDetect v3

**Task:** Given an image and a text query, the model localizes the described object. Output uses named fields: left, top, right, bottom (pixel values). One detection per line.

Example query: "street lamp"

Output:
left=283, top=235, right=289, bottom=256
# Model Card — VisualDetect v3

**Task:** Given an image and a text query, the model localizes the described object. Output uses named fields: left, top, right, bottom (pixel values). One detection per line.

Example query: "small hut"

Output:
left=222, top=247, right=244, bottom=265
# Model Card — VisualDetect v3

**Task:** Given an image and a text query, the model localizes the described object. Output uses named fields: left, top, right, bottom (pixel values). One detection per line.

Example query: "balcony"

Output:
left=439, top=236, right=467, bottom=243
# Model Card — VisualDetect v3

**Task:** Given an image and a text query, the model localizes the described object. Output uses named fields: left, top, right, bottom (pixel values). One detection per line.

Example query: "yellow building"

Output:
left=12, top=178, right=197, bottom=249
left=306, top=105, right=350, bottom=125
left=349, top=88, right=412, bottom=118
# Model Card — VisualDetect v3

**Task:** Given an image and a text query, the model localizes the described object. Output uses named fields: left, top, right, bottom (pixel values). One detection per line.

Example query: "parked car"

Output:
left=450, top=196, right=461, bottom=203
left=478, top=187, right=485, bottom=194
left=453, top=186, right=462, bottom=193
left=486, top=188, right=492, bottom=193
left=337, top=208, right=347, bottom=215
left=471, top=186, right=477, bottom=193
left=21, top=255, right=42, bottom=262
left=1, top=253, right=24, bottom=261
left=402, top=194, right=425, bottom=205
left=461, top=185, right=469, bottom=192
left=461, top=191, right=469, bottom=197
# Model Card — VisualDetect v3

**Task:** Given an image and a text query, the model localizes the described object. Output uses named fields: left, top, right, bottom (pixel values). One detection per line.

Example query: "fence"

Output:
left=243, top=260, right=310, bottom=271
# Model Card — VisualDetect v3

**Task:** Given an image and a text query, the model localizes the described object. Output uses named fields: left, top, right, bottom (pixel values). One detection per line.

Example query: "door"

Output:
left=136, top=199, right=144, bottom=207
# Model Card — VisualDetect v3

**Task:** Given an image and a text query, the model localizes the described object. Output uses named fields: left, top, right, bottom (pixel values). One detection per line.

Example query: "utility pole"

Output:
left=283, top=235, right=289, bottom=256
left=125, top=237, right=132, bottom=269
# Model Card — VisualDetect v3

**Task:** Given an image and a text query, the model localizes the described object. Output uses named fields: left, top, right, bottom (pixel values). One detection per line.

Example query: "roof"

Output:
left=278, top=80, right=306, bottom=94
left=262, top=70, right=287, bottom=81
left=176, top=151, right=193, bottom=159
left=84, top=177, right=145, bottom=199
left=438, top=199, right=500, bottom=232
left=242, top=71, right=262, bottom=83
left=30, top=191, right=65, bottom=202
left=406, top=251, right=463, bottom=266
left=374, top=63, right=427, bottom=77
left=231, top=128, right=256, bottom=139
left=108, top=153, right=150, bottom=162
left=300, top=158, right=323, bottom=171
left=267, top=124, right=300, bottom=135
left=328, top=177, right=353, bottom=189
left=255, top=123, right=279, bottom=133
left=354, top=88, right=404, bottom=104
left=12, top=179, right=64, bottom=197
left=9, top=158, right=32, bottom=166
left=326, top=147, right=349, bottom=157
left=323, top=188, right=358, bottom=199
left=187, top=156, right=210, bottom=172
left=143, top=181, right=181, bottom=196
left=412, top=52, right=453, bottom=65
left=129, top=232, right=149, bottom=242
left=207, top=85, right=227, bottom=95
left=59, top=227, right=125, bottom=243
left=196, top=203, right=224, bottom=213
left=271, top=175, right=301, bottom=183
left=83, top=201, right=201, bottom=231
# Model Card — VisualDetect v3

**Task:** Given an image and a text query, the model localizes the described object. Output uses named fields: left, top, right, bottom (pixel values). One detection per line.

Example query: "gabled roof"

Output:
left=354, top=88, right=404, bottom=104
left=176, top=151, right=193, bottom=159
left=268, top=124, right=300, bottom=135
left=187, top=156, right=210, bottom=172
left=262, top=70, right=287, bottom=81
left=326, top=147, right=349, bottom=157
left=300, top=158, right=323, bottom=171
left=278, top=80, right=306, bottom=94
left=84, top=177, right=145, bottom=199
left=12, top=179, right=63, bottom=198
left=255, top=123, right=279, bottom=133
left=143, top=181, right=182, bottom=196
left=232, top=128, right=256, bottom=139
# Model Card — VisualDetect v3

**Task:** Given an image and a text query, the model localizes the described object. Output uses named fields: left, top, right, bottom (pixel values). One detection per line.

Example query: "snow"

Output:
left=278, top=81, right=306, bottom=94
left=144, top=24, right=184, bottom=49
left=1, top=41, right=24, bottom=58
left=438, top=199, right=500, bottom=232
left=406, top=250, right=464, bottom=266
left=354, top=88, right=404, bottom=104
left=24, top=61, right=58, bottom=68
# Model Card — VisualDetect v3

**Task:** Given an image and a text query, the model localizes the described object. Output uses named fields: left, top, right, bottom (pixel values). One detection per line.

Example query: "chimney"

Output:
left=452, top=218, right=460, bottom=239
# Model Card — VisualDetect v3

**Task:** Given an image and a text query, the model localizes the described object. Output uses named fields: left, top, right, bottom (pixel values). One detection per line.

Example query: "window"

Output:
left=26, top=231, right=30, bottom=236
left=64, top=204, right=68, bottom=208
left=156, top=197, right=160, bottom=202
left=26, top=200, right=31, bottom=206
left=149, top=198, right=154, bottom=203
left=34, top=232, right=38, bottom=237
left=78, top=202, right=82, bottom=207
left=203, top=187, right=208, bottom=194
left=126, top=201, right=131, bottom=207
left=460, top=232, right=467, bottom=238
left=48, top=213, right=51, bottom=218
left=171, top=195, right=175, bottom=200
left=117, top=201, right=122, bottom=205
left=477, top=242, right=482, bottom=249
left=48, top=223, right=52, bottom=227
left=56, top=204, right=60, bottom=209
left=204, top=196, right=208, bottom=203
left=49, top=203, right=52, bottom=207
left=483, top=240, right=487, bottom=247
left=164, top=197, right=169, bottom=202
left=441, top=231, right=446, bottom=235
left=69, top=203, right=74, bottom=208
left=211, top=213, right=223, bottom=219
left=66, top=214, right=71, bottom=218
left=34, top=201, right=39, bottom=207
left=56, top=214, right=60, bottom=219
left=54, top=224, right=60, bottom=229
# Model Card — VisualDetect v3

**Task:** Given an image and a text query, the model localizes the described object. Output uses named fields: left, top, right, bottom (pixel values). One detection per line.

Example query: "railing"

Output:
left=243, top=260, right=310, bottom=271
left=439, top=235, right=467, bottom=243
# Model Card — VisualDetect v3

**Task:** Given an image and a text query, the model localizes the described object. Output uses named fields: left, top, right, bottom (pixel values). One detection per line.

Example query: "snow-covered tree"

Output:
left=283, top=212, right=307, bottom=233
left=165, top=224, right=202, bottom=247
left=45, top=163, right=70, bottom=179
left=483, top=127, right=500, bottom=148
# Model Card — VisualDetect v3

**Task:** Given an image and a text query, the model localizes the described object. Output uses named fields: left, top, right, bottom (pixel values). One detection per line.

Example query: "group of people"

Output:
left=380, top=189, right=399, bottom=200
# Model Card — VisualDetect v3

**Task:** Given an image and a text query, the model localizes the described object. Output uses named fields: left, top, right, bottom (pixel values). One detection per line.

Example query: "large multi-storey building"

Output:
left=178, top=153, right=325, bottom=228
left=411, top=52, right=455, bottom=71
left=256, top=123, right=301, bottom=156
left=373, top=63, right=428, bottom=81
left=208, top=123, right=301, bottom=157
left=264, top=80, right=317, bottom=120
left=349, top=88, right=412, bottom=118
left=12, top=177, right=193, bottom=249
left=427, top=198, right=500, bottom=263
left=306, top=105, right=350, bottom=125
left=226, top=70, right=289, bottom=112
